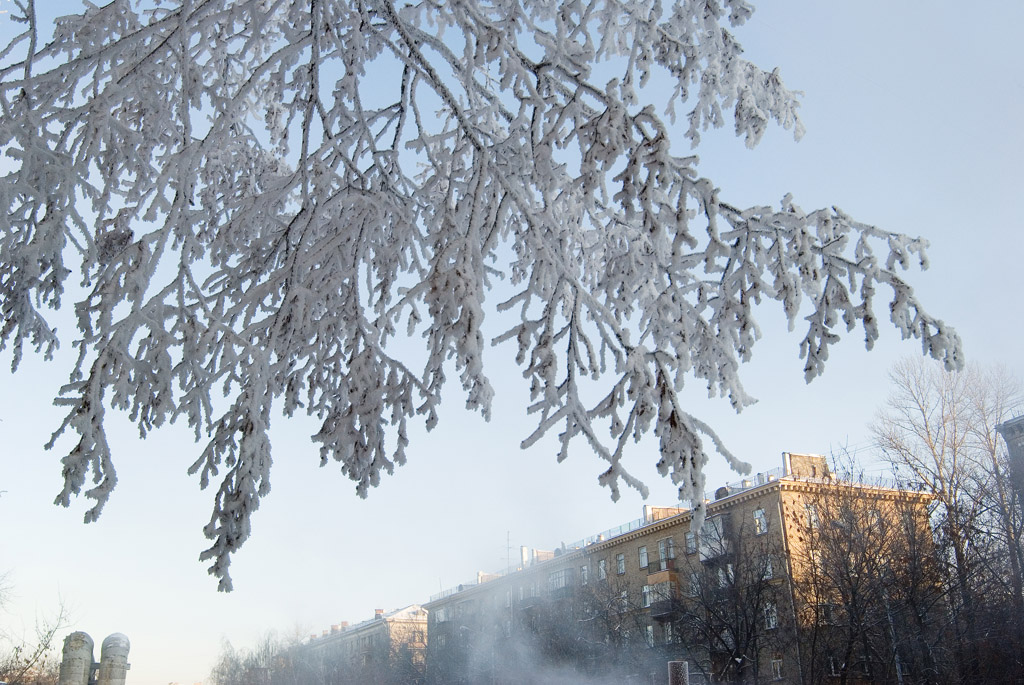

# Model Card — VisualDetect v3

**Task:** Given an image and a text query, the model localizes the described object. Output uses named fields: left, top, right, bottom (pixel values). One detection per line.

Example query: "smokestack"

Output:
left=97, top=634, right=130, bottom=685
left=58, top=632, right=94, bottom=685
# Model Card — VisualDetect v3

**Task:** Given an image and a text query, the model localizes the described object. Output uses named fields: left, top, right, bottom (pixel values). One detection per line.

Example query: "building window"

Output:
left=687, top=571, right=700, bottom=597
left=580, top=564, right=589, bottom=585
left=638, top=546, right=648, bottom=568
left=645, top=625, right=654, bottom=646
left=641, top=585, right=652, bottom=608
left=619, top=589, right=629, bottom=613
left=868, top=508, right=882, bottom=527
left=549, top=568, right=570, bottom=591
left=754, top=507, right=768, bottom=535
left=658, top=537, right=676, bottom=560
left=811, top=548, right=824, bottom=572
left=716, top=565, right=733, bottom=589
left=616, top=553, right=626, bottom=575
left=771, top=657, right=783, bottom=680
left=762, top=554, right=775, bottom=580
left=828, top=656, right=841, bottom=676
left=699, top=516, right=727, bottom=560
left=685, top=531, right=697, bottom=554
left=817, top=603, right=838, bottom=625
left=598, top=559, right=607, bottom=580
left=765, top=601, right=778, bottom=630
left=806, top=503, right=820, bottom=529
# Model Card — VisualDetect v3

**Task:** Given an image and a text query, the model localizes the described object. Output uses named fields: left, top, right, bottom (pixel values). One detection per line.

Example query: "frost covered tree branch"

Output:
left=0, top=0, right=961, bottom=590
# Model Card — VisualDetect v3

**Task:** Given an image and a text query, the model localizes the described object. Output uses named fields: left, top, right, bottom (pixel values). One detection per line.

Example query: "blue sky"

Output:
left=2, top=2, right=1022, bottom=683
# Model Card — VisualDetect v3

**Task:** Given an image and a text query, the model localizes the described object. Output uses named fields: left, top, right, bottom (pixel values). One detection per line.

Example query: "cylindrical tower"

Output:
left=998, top=415, right=1024, bottom=498
left=96, top=633, right=131, bottom=685
left=57, top=632, right=94, bottom=685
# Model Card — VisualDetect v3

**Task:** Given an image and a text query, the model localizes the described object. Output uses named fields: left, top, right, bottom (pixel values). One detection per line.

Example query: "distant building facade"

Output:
left=299, top=605, right=427, bottom=684
left=423, top=453, right=935, bottom=684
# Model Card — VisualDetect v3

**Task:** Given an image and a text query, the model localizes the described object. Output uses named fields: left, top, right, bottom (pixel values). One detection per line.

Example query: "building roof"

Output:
left=424, top=452, right=932, bottom=608
left=305, top=605, right=427, bottom=646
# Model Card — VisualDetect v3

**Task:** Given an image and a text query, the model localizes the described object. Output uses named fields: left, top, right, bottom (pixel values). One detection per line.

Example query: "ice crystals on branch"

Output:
left=0, top=0, right=961, bottom=590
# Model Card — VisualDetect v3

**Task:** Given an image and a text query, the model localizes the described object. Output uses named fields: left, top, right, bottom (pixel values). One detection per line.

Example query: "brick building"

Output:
left=424, top=453, right=934, bottom=684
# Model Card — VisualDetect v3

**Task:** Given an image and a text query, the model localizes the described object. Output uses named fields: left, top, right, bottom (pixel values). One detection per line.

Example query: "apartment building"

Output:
left=424, top=453, right=935, bottom=685
left=299, top=605, right=428, bottom=684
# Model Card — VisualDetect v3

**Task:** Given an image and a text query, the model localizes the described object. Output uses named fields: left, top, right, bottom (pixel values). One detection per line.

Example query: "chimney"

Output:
left=375, top=609, right=384, bottom=620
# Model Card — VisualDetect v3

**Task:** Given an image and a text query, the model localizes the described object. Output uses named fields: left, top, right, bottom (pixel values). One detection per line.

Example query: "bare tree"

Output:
left=571, top=573, right=659, bottom=679
left=0, top=593, right=68, bottom=685
left=671, top=512, right=791, bottom=684
left=872, top=359, right=1023, bottom=682
left=793, top=479, right=947, bottom=685
left=210, top=631, right=314, bottom=685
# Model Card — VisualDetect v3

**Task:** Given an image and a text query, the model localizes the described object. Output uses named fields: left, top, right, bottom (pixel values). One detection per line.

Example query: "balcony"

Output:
left=649, top=599, right=681, bottom=621
left=550, top=585, right=574, bottom=601
left=647, top=557, right=677, bottom=573
left=519, top=595, right=542, bottom=610
left=648, top=559, right=677, bottom=587
left=430, top=621, right=455, bottom=639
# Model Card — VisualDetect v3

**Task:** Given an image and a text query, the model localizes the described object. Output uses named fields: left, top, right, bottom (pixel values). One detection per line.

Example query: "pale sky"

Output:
left=2, top=2, right=1023, bottom=684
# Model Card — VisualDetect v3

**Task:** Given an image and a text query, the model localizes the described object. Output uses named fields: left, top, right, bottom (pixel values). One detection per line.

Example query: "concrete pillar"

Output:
left=668, top=660, right=688, bottom=685
left=96, top=633, right=131, bottom=685
left=58, top=632, right=94, bottom=685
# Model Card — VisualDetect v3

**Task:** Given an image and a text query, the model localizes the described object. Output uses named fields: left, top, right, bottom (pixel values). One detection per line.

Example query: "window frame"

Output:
left=765, top=601, right=779, bottom=630
left=806, top=503, right=820, bottom=529
left=762, top=554, right=775, bottom=581
left=754, top=507, right=768, bottom=535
